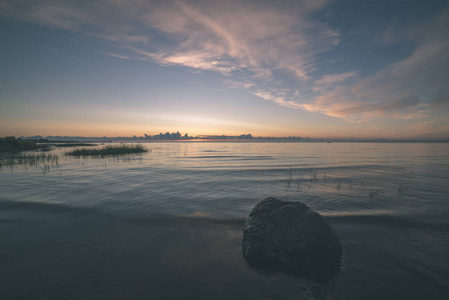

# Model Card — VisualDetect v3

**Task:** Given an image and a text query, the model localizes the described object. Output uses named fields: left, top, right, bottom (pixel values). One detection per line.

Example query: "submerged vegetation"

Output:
left=0, top=143, right=149, bottom=171
left=287, top=166, right=328, bottom=191
left=67, top=144, right=148, bottom=157
left=368, top=188, right=381, bottom=199
left=286, top=166, right=400, bottom=199
left=0, top=144, right=148, bottom=173
left=0, top=153, right=60, bottom=171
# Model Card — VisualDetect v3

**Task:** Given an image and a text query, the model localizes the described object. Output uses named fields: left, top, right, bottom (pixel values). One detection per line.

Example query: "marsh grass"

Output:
left=285, top=166, right=398, bottom=200
left=0, top=153, right=60, bottom=171
left=398, top=184, right=405, bottom=195
left=287, top=166, right=323, bottom=191
left=0, top=144, right=148, bottom=172
left=368, top=188, right=381, bottom=199
left=67, top=144, right=148, bottom=157
left=336, top=177, right=342, bottom=191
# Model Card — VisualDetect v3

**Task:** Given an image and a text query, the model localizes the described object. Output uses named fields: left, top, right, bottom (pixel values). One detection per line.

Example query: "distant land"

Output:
left=14, top=132, right=449, bottom=143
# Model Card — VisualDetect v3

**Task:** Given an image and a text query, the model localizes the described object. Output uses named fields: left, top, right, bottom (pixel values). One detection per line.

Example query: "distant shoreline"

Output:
left=40, top=139, right=449, bottom=144
left=8, top=135, right=449, bottom=144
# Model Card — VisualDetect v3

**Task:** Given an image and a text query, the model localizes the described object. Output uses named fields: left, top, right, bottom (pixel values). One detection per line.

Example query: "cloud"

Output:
left=352, top=41, right=449, bottom=100
left=100, top=52, right=131, bottom=60
left=223, top=80, right=254, bottom=90
left=2, top=0, right=448, bottom=124
left=0, top=0, right=338, bottom=80
left=135, top=0, right=339, bottom=80
left=300, top=83, right=427, bottom=120
left=253, top=90, right=304, bottom=110
left=333, top=97, right=421, bottom=118
left=299, top=8, right=449, bottom=120
left=315, top=72, right=357, bottom=86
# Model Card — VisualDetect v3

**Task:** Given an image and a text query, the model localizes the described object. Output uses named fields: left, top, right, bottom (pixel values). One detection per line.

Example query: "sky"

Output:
left=1, top=0, right=448, bottom=139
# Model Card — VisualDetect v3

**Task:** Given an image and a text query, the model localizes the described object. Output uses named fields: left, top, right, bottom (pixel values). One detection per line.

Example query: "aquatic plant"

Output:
left=368, top=188, right=381, bottom=199
left=398, top=184, right=405, bottom=195
left=66, top=144, right=149, bottom=157
left=287, top=167, right=293, bottom=189
left=287, top=166, right=324, bottom=192
left=287, top=166, right=306, bottom=191
left=336, top=177, right=342, bottom=191
left=0, top=153, right=60, bottom=169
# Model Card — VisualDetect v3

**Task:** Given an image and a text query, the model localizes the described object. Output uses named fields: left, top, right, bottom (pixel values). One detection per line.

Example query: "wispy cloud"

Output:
left=0, top=0, right=338, bottom=79
left=300, top=8, right=449, bottom=120
left=253, top=90, right=304, bottom=110
left=136, top=0, right=339, bottom=81
left=100, top=52, right=131, bottom=60
left=304, top=86, right=427, bottom=120
left=2, top=0, right=448, bottom=123
left=315, top=72, right=357, bottom=86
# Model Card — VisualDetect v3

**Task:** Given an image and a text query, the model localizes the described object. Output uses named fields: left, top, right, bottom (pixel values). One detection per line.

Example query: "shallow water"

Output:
left=1, top=142, right=448, bottom=299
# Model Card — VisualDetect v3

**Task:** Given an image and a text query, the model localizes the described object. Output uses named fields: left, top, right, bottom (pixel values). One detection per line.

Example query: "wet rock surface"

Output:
left=242, top=197, right=342, bottom=282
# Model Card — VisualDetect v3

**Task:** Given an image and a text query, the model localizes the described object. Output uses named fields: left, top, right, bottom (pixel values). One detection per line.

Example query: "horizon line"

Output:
left=9, top=134, right=449, bottom=143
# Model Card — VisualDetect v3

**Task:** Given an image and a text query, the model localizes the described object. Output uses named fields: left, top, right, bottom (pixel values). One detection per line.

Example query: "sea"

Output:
left=1, top=142, right=448, bottom=299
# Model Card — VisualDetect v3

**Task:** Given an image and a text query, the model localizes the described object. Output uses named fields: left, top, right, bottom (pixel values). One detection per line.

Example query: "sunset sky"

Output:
left=1, top=0, right=448, bottom=139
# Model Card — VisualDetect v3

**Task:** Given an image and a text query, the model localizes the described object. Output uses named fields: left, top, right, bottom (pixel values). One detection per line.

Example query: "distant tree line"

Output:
left=140, top=132, right=254, bottom=140
left=143, top=131, right=192, bottom=140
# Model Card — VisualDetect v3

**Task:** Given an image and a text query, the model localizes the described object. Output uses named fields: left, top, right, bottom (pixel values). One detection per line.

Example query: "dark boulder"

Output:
left=242, top=197, right=342, bottom=282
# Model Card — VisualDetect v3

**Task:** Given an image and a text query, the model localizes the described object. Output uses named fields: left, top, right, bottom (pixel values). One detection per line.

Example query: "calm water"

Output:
left=1, top=142, right=448, bottom=299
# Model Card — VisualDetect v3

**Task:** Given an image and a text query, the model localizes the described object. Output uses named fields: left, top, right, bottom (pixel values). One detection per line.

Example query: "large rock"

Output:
left=242, top=197, right=342, bottom=282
